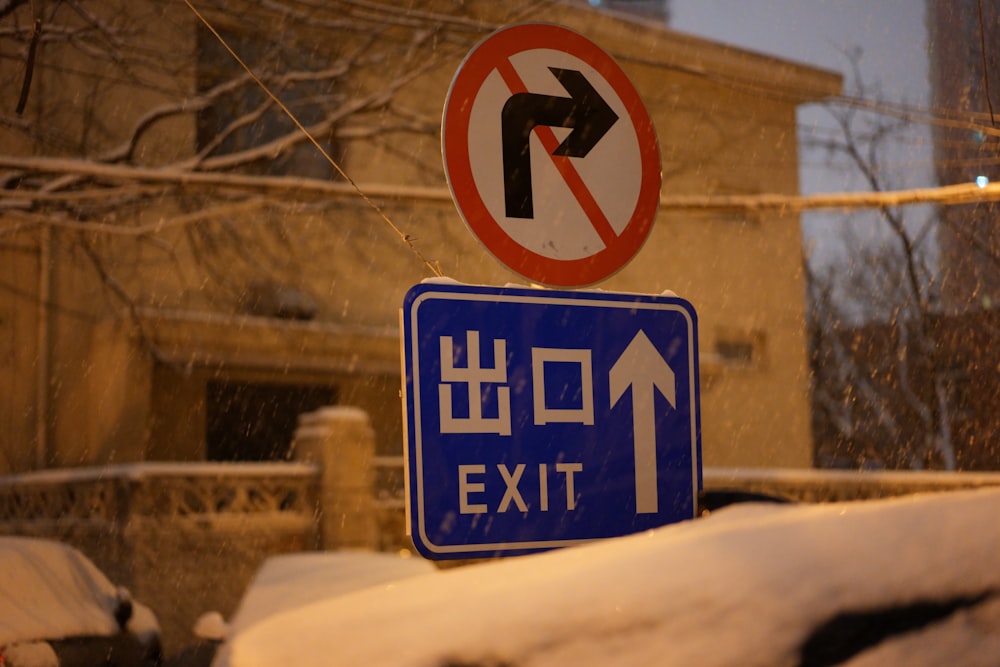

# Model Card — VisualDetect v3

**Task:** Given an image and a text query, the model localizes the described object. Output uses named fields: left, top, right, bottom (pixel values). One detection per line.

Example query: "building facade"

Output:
left=0, top=0, right=840, bottom=475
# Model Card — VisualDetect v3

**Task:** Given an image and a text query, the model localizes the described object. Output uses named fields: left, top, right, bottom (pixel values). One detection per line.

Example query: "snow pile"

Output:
left=222, top=488, right=1000, bottom=667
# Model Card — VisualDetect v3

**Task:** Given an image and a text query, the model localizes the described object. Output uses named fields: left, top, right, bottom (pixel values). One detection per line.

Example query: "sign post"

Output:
left=442, top=23, right=661, bottom=287
left=401, top=282, right=701, bottom=559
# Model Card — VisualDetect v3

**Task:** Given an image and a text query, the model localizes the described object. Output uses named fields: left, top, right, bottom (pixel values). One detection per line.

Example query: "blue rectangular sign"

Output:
left=401, top=282, right=701, bottom=559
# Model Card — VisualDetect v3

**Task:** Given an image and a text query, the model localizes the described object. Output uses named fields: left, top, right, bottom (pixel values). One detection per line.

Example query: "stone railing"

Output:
left=0, top=472, right=125, bottom=527
left=6, top=417, right=1000, bottom=657
left=704, top=467, right=1000, bottom=503
left=0, top=462, right=320, bottom=654
left=372, top=454, right=407, bottom=551
left=0, top=407, right=402, bottom=655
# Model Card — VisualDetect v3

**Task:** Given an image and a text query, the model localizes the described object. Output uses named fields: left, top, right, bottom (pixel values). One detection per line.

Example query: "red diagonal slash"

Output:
left=495, top=58, right=619, bottom=248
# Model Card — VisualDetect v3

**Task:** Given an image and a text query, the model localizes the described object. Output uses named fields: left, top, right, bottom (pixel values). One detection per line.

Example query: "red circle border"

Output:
left=442, top=23, right=662, bottom=287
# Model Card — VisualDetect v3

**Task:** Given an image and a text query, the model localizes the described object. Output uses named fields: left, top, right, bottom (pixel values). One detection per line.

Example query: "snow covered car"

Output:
left=212, top=487, right=1000, bottom=667
left=194, top=550, right=438, bottom=667
left=0, top=537, right=161, bottom=667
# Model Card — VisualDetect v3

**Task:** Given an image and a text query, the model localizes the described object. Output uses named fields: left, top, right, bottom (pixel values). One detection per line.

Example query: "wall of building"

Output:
left=0, top=0, right=840, bottom=474
left=0, top=230, right=42, bottom=473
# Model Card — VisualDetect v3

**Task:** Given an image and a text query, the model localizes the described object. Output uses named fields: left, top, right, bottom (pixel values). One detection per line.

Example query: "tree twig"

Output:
left=15, top=19, right=41, bottom=115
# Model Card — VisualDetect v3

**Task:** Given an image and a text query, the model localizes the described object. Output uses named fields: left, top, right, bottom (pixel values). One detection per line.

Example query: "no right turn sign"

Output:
left=442, top=23, right=662, bottom=287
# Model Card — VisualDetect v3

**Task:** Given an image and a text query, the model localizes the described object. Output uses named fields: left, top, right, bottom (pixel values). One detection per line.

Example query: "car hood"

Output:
left=220, top=487, right=1000, bottom=667
left=0, top=537, right=130, bottom=646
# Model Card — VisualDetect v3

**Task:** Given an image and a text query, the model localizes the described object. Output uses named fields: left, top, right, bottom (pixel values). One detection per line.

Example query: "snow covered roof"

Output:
left=218, top=488, right=1000, bottom=667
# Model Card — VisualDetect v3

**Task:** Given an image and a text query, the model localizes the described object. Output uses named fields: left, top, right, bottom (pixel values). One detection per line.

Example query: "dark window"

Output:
left=206, top=380, right=337, bottom=461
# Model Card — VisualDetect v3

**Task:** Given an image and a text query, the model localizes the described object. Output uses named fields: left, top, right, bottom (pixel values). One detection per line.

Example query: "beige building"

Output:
left=0, top=0, right=840, bottom=476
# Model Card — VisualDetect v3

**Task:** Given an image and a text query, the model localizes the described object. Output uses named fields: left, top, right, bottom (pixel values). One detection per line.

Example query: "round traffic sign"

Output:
left=442, top=23, right=662, bottom=287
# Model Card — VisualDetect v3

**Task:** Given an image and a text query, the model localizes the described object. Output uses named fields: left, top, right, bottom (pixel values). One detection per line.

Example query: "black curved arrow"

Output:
left=501, top=67, right=619, bottom=219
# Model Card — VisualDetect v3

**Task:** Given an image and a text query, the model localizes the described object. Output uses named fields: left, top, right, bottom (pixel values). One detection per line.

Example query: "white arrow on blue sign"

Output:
left=401, top=282, right=702, bottom=559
